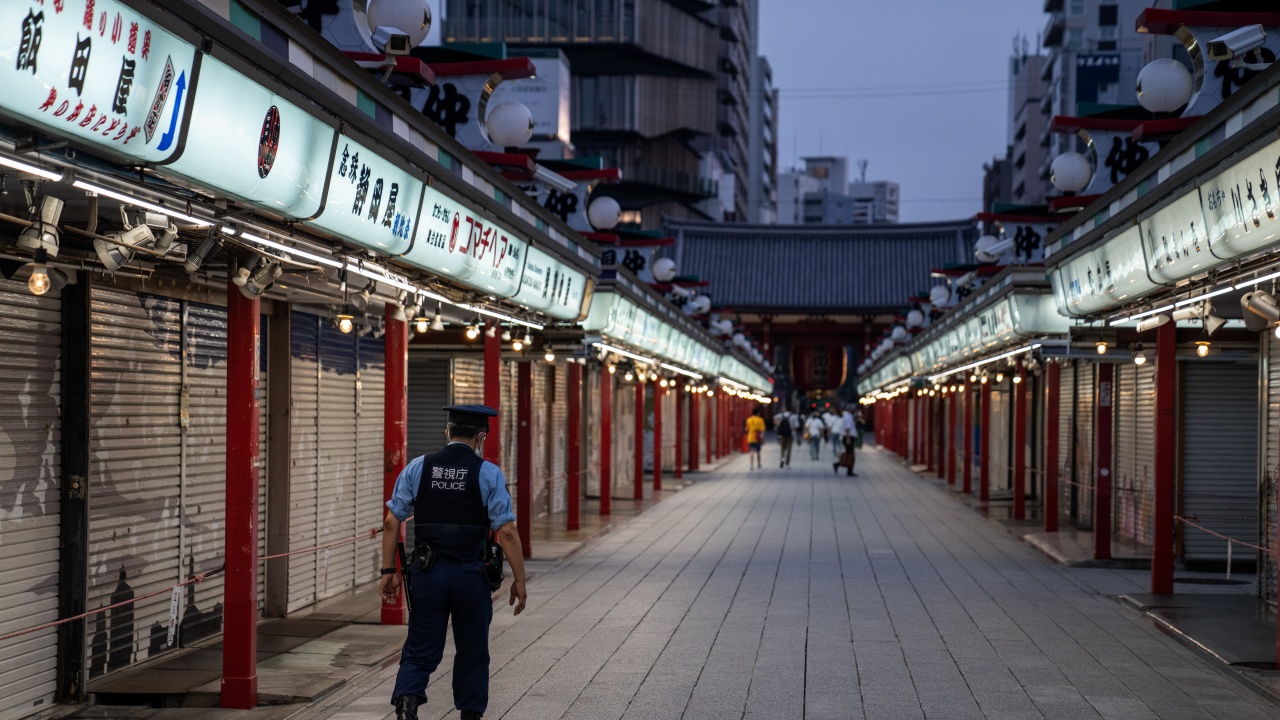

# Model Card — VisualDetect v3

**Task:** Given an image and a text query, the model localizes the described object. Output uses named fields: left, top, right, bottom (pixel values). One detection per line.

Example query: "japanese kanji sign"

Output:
left=308, top=136, right=426, bottom=255
left=402, top=185, right=529, bottom=299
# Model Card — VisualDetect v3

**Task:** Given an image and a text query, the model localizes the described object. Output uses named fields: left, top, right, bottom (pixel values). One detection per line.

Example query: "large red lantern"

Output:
left=789, top=346, right=847, bottom=392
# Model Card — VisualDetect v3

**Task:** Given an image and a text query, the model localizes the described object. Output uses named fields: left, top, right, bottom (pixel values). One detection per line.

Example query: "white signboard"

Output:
left=488, top=53, right=571, bottom=146
left=1052, top=226, right=1155, bottom=317
left=406, top=185, right=528, bottom=298
left=1140, top=190, right=1212, bottom=285
left=1200, top=137, right=1280, bottom=262
left=511, top=245, right=589, bottom=321
left=165, top=56, right=334, bottom=219
left=308, top=136, right=425, bottom=255
left=0, top=0, right=197, bottom=162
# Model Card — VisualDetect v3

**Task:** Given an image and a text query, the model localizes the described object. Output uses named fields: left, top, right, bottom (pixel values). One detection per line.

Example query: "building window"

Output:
left=1099, top=4, right=1118, bottom=26
left=1067, top=28, right=1083, bottom=51
left=1069, top=0, right=1085, bottom=16
left=1098, top=40, right=1117, bottom=51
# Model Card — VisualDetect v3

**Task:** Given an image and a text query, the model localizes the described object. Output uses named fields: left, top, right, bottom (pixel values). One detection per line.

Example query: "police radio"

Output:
left=482, top=531, right=504, bottom=593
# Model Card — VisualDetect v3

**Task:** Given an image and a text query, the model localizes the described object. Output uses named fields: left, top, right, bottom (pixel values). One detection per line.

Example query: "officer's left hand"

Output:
left=379, top=573, right=401, bottom=604
left=509, top=578, right=527, bottom=616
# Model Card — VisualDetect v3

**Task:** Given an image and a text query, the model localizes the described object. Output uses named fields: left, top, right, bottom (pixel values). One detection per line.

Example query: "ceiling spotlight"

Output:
left=1096, top=341, right=1108, bottom=355
left=486, top=323, right=498, bottom=338
left=17, top=195, right=63, bottom=256
left=522, top=331, right=533, bottom=346
left=241, top=258, right=282, bottom=299
left=1136, top=313, right=1171, bottom=333
left=1195, top=341, right=1210, bottom=357
left=349, top=283, right=373, bottom=311
left=430, top=304, right=445, bottom=332
left=1241, top=291, right=1280, bottom=332
left=95, top=224, right=155, bottom=272
left=501, top=328, right=512, bottom=342
left=184, top=234, right=223, bottom=273
left=336, top=305, right=355, bottom=334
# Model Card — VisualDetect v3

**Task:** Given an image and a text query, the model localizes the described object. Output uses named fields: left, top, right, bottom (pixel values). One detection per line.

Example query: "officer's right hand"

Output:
left=380, top=573, right=401, bottom=604
left=509, top=578, right=527, bottom=616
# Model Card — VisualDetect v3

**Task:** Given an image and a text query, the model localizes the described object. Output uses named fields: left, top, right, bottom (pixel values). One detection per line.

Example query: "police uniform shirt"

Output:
left=386, top=444, right=516, bottom=530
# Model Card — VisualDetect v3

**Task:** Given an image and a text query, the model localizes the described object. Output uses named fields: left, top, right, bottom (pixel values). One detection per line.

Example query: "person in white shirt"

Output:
left=832, top=408, right=858, bottom=477
left=804, top=413, right=826, bottom=460
left=823, top=410, right=841, bottom=458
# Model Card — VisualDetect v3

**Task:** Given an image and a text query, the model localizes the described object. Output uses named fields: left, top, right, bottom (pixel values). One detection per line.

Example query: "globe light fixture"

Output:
left=1136, top=58, right=1193, bottom=113
left=485, top=101, right=534, bottom=148
left=1051, top=152, right=1092, bottom=194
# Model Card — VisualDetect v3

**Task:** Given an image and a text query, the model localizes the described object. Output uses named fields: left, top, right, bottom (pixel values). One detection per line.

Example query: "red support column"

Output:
left=1152, top=321, right=1176, bottom=590
left=710, top=392, right=718, bottom=461
left=689, top=388, right=700, bottom=472
left=980, top=380, right=993, bottom=502
left=1013, top=365, right=1028, bottom=520
left=653, top=383, right=664, bottom=490
left=484, top=322, right=502, bottom=477
left=674, top=384, right=684, bottom=480
left=961, top=383, right=973, bottom=494
left=221, top=280, right=259, bottom=709
left=946, top=389, right=957, bottom=485
left=600, top=367, right=613, bottom=516
left=925, top=395, right=934, bottom=472
left=516, top=362, right=532, bottom=558
left=634, top=381, right=645, bottom=499
left=381, top=304, right=407, bottom=625
left=567, top=362, right=581, bottom=531
left=1045, top=361, right=1061, bottom=533
left=1095, top=362, right=1114, bottom=561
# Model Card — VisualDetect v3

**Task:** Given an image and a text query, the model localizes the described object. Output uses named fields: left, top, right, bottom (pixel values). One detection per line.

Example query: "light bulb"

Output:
left=1012, top=375, right=1023, bottom=384
left=649, top=373, right=658, bottom=382
left=338, top=317, right=354, bottom=334
left=624, top=371, right=635, bottom=382
left=608, top=364, right=617, bottom=374
left=28, top=263, right=51, bottom=295
left=1096, top=342, right=1108, bottom=355
left=969, top=374, right=978, bottom=382
left=512, top=339, right=524, bottom=351
left=660, top=379, right=669, bottom=388
left=1134, top=352, right=1147, bottom=365
left=1274, top=325, right=1280, bottom=340
left=544, top=350, right=556, bottom=362
left=466, top=325, right=480, bottom=340
left=995, top=373, right=1004, bottom=383
left=1196, top=342, right=1210, bottom=357
left=980, top=375, right=988, bottom=384
left=415, top=318, right=429, bottom=334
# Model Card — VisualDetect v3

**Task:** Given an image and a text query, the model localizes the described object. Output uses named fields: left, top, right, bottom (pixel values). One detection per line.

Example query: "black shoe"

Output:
left=832, top=463, right=839, bottom=474
left=394, top=695, right=420, bottom=720
left=460, top=711, right=484, bottom=720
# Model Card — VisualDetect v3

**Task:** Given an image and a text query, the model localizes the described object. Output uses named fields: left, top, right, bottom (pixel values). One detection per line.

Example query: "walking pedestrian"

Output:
left=833, top=407, right=859, bottom=477
left=804, top=412, right=825, bottom=460
left=746, top=406, right=766, bottom=469
left=380, top=405, right=528, bottom=720
left=822, top=408, right=839, bottom=457
left=774, top=408, right=796, bottom=468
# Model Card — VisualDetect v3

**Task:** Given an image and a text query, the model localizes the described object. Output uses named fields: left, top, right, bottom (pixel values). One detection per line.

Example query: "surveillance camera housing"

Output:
left=1206, top=24, right=1267, bottom=61
left=385, top=33, right=412, bottom=56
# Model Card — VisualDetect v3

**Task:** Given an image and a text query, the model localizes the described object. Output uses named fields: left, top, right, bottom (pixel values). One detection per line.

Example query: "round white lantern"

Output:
left=587, top=196, right=621, bottom=230
left=1136, top=58, right=1193, bottom=114
left=891, top=325, right=908, bottom=342
left=906, top=310, right=925, bottom=328
left=686, top=295, right=712, bottom=315
left=486, top=101, right=534, bottom=148
left=929, top=284, right=950, bottom=307
left=652, top=257, right=677, bottom=282
left=366, top=0, right=432, bottom=47
left=716, top=319, right=734, bottom=336
left=1051, top=152, right=1092, bottom=193
left=732, top=332, right=746, bottom=347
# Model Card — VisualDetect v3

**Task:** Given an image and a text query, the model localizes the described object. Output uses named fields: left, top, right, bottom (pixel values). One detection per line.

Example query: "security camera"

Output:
left=1206, top=25, right=1267, bottom=61
left=385, top=34, right=412, bottom=56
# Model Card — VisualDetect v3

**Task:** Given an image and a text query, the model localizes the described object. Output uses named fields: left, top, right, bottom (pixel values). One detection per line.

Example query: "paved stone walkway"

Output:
left=297, top=446, right=1278, bottom=720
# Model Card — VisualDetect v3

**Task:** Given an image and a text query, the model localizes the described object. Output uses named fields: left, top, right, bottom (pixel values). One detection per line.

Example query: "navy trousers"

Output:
left=391, top=556, right=493, bottom=714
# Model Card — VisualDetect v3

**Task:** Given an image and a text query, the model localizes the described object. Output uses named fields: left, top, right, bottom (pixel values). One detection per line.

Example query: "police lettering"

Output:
left=431, top=480, right=467, bottom=491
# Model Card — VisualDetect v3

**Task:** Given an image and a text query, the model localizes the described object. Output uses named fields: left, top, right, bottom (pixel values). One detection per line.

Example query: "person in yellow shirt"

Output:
left=745, top=406, right=766, bottom=470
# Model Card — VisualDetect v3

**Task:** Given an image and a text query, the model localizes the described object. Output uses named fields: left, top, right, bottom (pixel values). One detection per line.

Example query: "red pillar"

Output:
left=1095, top=362, right=1114, bottom=561
left=567, top=362, right=581, bottom=531
left=483, top=322, right=502, bottom=477
left=634, top=381, right=645, bottom=499
left=674, top=384, right=684, bottom=479
left=221, top=280, right=259, bottom=709
left=689, top=388, right=700, bottom=472
left=381, top=304, right=407, bottom=625
left=709, top=392, right=717, bottom=461
left=924, top=395, right=933, bottom=471
left=653, top=383, right=664, bottom=490
left=1045, top=362, right=1061, bottom=533
left=516, top=362, right=532, bottom=558
left=1013, top=366, right=1028, bottom=520
left=979, top=380, right=992, bottom=501
left=962, top=382, right=973, bottom=494
left=946, top=389, right=957, bottom=485
left=1152, top=321, right=1176, bottom=590
left=600, top=367, right=613, bottom=516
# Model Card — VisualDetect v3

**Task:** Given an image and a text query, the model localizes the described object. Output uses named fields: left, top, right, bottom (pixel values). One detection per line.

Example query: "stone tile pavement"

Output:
left=73, top=445, right=1280, bottom=720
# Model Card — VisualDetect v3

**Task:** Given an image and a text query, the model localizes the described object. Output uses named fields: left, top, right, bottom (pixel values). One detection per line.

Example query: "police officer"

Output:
left=380, top=405, right=527, bottom=720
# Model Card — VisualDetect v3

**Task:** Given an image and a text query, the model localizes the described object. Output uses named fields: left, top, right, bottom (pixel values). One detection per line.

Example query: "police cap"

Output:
left=443, top=404, right=498, bottom=429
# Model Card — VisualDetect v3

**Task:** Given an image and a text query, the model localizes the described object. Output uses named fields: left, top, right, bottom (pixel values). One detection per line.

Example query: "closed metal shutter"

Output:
left=532, top=364, right=550, bottom=517
left=407, top=353, right=450, bottom=461
left=549, top=364, right=568, bottom=515
left=315, top=324, right=358, bottom=602
left=1114, top=364, right=1137, bottom=542
left=661, top=389, right=677, bottom=472
left=453, top=356, right=484, bottom=406
left=500, top=361, right=518, bottom=491
left=988, top=387, right=1010, bottom=494
left=1262, top=335, right=1280, bottom=608
left=1115, top=363, right=1155, bottom=545
left=355, top=334, right=385, bottom=585
left=613, top=381, right=635, bottom=497
left=87, top=290, right=240, bottom=675
left=1181, top=361, right=1258, bottom=562
left=584, top=368, right=601, bottom=497
left=1075, top=363, right=1096, bottom=529
left=0, top=278, right=62, bottom=720
left=1058, top=362, right=1075, bottom=523
left=287, top=313, right=320, bottom=613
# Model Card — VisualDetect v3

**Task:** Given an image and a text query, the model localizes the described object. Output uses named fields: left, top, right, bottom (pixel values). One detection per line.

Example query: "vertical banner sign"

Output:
left=0, top=0, right=198, bottom=162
